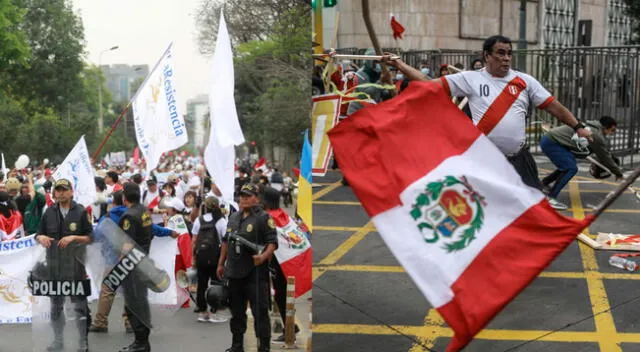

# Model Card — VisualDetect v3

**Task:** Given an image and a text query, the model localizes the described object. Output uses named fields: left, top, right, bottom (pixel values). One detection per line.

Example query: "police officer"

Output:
left=35, top=178, right=93, bottom=352
left=118, top=182, right=154, bottom=352
left=217, top=183, right=278, bottom=352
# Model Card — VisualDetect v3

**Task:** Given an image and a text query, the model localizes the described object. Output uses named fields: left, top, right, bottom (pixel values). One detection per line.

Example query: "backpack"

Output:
left=194, top=213, right=222, bottom=268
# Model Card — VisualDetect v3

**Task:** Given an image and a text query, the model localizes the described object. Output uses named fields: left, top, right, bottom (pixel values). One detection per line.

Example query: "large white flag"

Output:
left=204, top=11, right=245, bottom=203
left=52, top=136, right=96, bottom=207
left=132, top=43, right=188, bottom=173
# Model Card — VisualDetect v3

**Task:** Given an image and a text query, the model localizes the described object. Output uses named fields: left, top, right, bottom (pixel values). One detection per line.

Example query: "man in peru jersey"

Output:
left=385, top=35, right=593, bottom=210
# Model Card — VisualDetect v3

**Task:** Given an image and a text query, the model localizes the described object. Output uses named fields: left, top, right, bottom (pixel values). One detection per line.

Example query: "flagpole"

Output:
left=590, top=167, right=640, bottom=219
left=92, top=102, right=132, bottom=161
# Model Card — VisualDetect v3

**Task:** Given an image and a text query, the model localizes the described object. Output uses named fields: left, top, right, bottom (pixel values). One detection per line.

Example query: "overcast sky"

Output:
left=72, top=0, right=212, bottom=111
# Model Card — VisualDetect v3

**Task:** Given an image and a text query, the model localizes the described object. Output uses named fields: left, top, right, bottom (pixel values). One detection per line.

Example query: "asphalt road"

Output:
left=312, top=159, right=640, bottom=352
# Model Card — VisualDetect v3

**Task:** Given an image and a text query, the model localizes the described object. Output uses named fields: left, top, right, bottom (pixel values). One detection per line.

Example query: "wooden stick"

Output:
left=92, top=102, right=132, bottom=161
left=284, top=276, right=296, bottom=348
left=577, top=233, right=602, bottom=249
left=312, top=54, right=401, bottom=61
left=361, top=0, right=389, bottom=77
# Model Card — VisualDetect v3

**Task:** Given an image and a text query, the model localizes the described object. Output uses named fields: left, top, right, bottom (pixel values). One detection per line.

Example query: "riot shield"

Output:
left=92, top=218, right=187, bottom=332
left=29, top=237, right=91, bottom=352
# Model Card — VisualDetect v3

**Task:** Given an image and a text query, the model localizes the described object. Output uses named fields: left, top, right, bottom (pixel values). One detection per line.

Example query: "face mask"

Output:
left=421, top=68, right=430, bottom=76
left=395, top=74, right=404, bottom=81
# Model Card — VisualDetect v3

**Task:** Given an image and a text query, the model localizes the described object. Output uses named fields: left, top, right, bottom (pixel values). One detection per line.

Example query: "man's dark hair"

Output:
left=123, top=182, right=140, bottom=203
left=399, top=79, right=411, bottom=93
left=483, top=35, right=512, bottom=56
left=132, top=173, right=143, bottom=185
left=600, top=116, right=617, bottom=129
left=262, top=186, right=280, bottom=210
left=112, top=190, right=124, bottom=206
left=94, top=177, right=106, bottom=192
left=106, top=171, right=119, bottom=183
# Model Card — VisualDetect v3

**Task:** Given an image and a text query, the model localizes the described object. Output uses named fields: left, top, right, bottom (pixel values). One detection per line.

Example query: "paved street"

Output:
left=313, top=159, right=640, bottom=352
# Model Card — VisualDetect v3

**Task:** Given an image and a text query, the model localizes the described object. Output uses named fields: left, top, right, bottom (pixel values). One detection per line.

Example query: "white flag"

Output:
left=132, top=43, right=188, bottom=173
left=204, top=11, right=245, bottom=203
left=1, top=153, right=6, bottom=175
left=52, top=136, right=96, bottom=207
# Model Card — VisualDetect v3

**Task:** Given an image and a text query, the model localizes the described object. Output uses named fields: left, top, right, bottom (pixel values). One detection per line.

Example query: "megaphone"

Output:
left=229, top=233, right=265, bottom=255
left=158, top=196, right=173, bottom=210
left=176, top=267, right=197, bottom=289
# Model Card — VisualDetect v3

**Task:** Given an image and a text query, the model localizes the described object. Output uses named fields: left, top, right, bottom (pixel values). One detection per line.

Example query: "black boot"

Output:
left=45, top=341, right=64, bottom=352
left=119, top=341, right=150, bottom=352
left=258, top=337, right=271, bottom=352
left=77, top=336, right=89, bottom=352
left=225, top=334, right=244, bottom=352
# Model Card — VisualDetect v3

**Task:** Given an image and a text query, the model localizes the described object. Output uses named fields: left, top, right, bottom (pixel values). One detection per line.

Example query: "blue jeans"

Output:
left=540, top=135, right=578, bottom=199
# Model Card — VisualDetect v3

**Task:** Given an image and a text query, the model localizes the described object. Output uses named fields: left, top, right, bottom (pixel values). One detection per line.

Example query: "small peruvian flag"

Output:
left=390, top=14, right=405, bottom=40
left=254, top=157, right=268, bottom=173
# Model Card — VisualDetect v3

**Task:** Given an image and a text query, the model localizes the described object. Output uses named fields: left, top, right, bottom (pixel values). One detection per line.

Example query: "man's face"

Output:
left=604, top=125, right=617, bottom=136
left=148, top=184, right=157, bottom=192
left=54, top=187, right=72, bottom=203
left=20, top=185, right=29, bottom=196
left=105, top=176, right=113, bottom=185
left=239, top=194, right=258, bottom=210
left=7, top=189, right=17, bottom=198
left=484, top=41, right=512, bottom=77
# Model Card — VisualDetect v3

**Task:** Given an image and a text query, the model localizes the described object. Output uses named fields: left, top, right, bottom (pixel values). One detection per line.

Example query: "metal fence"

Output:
left=335, top=46, right=640, bottom=166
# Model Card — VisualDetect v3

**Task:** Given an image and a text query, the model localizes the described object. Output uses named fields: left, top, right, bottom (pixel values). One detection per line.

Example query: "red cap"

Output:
left=45, top=169, right=52, bottom=177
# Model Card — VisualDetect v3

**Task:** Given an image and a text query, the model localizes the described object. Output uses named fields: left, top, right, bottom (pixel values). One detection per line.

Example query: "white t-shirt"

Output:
left=143, top=189, right=163, bottom=224
left=443, top=68, right=554, bottom=155
left=191, top=213, right=228, bottom=243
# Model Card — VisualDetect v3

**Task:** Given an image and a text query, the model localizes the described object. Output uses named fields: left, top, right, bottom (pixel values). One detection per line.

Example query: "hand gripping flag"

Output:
left=327, top=81, right=593, bottom=351
left=267, top=208, right=312, bottom=297
left=390, top=15, right=405, bottom=40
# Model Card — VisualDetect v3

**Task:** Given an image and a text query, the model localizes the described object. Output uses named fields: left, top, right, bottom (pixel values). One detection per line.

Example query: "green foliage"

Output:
left=0, top=0, right=30, bottom=70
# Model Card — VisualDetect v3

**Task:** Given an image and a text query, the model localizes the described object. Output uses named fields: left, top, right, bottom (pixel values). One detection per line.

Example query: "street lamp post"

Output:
left=98, top=45, right=119, bottom=134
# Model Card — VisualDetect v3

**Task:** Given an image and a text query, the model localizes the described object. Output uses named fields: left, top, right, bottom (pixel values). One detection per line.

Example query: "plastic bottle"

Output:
left=609, top=256, right=638, bottom=272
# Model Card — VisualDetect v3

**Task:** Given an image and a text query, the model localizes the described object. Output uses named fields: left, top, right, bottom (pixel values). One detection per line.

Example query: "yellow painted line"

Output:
left=313, top=323, right=612, bottom=343
left=570, top=182, right=621, bottom=352
left=317, top=264, right=406, bottom=273
left=312, top=180, right=342, bottom=201
left=586, top=209, right=640, bottom=214
left=317, top=264, right=640, bottom=282
left=560, top=189, right=633, bottom=194
left=314, top=200, right=362, bottom=205
left=409, top=310, right=445, bottom=351
left=317, top=221, right=375, bottom=266
left=314, top=225, right=366, bottom=232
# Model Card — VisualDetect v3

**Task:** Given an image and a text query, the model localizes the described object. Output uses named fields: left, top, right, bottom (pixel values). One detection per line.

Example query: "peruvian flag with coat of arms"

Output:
left=328, top=81, right=594, bottom=351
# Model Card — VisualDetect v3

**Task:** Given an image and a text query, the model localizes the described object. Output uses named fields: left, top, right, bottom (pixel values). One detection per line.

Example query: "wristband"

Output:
left=573, top=122, right=586, bottom=131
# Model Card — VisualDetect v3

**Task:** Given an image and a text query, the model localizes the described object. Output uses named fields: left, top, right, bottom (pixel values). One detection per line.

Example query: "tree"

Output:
left=8, top=0, right=86, bottom=114
left=0, top=0, right=30, bottom=71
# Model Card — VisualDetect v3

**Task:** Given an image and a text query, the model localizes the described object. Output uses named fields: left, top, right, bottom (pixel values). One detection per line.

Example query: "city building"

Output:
left=320, top=0, right=632, bottom=51
left=101, top=64, right=149, bottom=103
left=186, top=94, right=209, bottom=149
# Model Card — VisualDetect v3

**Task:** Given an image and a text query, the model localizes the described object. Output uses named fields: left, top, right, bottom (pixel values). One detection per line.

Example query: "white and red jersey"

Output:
left=442, top=68, right=554, bottom=155
left=143, top=189, right=163, bottom=224
left=0, top=210, right=24, bottom=241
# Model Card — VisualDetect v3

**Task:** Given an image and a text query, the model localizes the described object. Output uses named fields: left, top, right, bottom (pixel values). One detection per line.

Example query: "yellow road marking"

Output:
left=570, top=182, right=621, bottom=352
left=314, top=200, right=362, bottom=205
left=313, top=323, right=611, bottom=342
left=315, top=263, right=640, bottom=282
left=409, top=310, right=445, bottom=351
left=317, top=222, right=375, bottom=266
left=312, top=180, right=342, bottom=201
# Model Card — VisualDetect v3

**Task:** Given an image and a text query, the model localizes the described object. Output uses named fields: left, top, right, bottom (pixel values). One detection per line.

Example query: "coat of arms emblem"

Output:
left=410, top=176, right=486, bottom=252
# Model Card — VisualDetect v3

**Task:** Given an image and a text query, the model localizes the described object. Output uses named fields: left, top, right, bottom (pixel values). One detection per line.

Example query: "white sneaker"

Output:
left=197, top=313, right=210, bottom=322
left=547, top=197, right=569, bottom=210
left=209, top=313, right=229, bottom=323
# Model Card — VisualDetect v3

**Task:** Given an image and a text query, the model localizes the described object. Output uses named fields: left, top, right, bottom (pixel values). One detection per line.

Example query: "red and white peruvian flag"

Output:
left=254, top=157, right=268, bottom=173
left=328, top=81, right=593, bottom=351
left=0, top=211, right=24, bottom=241
left=267, top=208, right=312, bottom=297
left=147, top=195, right=161, bottom=210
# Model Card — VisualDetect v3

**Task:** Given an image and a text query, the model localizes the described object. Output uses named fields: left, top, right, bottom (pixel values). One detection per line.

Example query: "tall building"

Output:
left=322, top=0, right=632, bottom=50
left=101, top=64, right=149, bottom=103
left=186, top=94, right=209, bottom=149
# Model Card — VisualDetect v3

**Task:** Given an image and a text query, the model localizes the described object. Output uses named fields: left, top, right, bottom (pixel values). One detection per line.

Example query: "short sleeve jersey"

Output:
left=442, top=68, right=554, bottom=155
